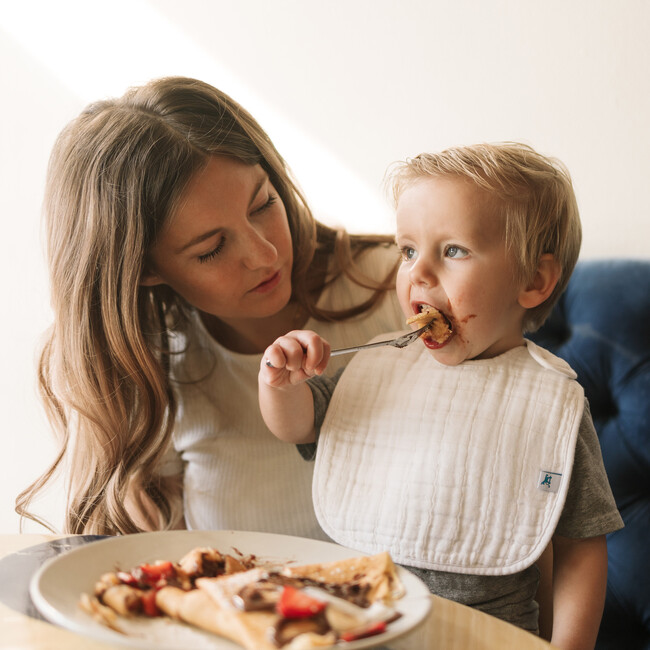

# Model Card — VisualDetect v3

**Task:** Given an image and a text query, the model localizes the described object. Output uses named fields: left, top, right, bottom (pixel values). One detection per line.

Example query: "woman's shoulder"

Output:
left=168, top=309, right=219, bottom=380
left=318, top=242, right=398, bottom=311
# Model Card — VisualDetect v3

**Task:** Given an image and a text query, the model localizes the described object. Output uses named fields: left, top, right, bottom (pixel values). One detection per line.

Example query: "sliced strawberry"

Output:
left=116, top=571, right=138, bottom=587
left=135, top=561, right=176, bottom=586
left=141, top=589, right=160, bottom=617
left=340, top=620, right=387, bottom=642
left=276, top=585, right=327, bottom=619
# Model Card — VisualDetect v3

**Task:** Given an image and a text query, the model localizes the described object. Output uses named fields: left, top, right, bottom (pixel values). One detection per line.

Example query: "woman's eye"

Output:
left=446, top=245, right=468, bottom=259
left=252, top=193, right=278, bottom=215
left=400, top=246, right=417, bottom=261
left=198, top=237, right=225, bottom=263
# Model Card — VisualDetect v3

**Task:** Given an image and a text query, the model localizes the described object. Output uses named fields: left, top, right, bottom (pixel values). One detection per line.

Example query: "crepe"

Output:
left=161, top=587, right=283, bottom=650
left=186, top=552, right=401, bottom=648
left=281, top=550, right=405, bottom=604
left=406, top=305, right=452, bottom=344
left=82, top=547, right=404, bottom=650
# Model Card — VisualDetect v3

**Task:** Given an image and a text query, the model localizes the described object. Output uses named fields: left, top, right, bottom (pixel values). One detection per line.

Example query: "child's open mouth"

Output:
left=406, top=304, right=454, bottom=349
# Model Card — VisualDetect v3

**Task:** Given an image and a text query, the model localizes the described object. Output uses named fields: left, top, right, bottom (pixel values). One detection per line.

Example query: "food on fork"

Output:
left=80, top=546, right=405, bottom=650
left=406, top=304, right=453, bottom=345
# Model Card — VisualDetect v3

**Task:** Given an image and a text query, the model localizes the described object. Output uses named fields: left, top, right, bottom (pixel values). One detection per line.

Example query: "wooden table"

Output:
left=0, top=534, right=557, bottom=649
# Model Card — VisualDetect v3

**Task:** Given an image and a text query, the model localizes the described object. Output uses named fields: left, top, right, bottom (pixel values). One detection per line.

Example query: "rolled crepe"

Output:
left=178, top=589, right=279, bottom=650
left=100, top=584, right=142, bottom=616
left=282, top=551, right=405, bottom=603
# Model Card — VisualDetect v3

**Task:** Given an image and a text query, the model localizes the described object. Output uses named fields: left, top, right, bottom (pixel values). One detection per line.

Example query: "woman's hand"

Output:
left=261, top=330, right=331, bottom=388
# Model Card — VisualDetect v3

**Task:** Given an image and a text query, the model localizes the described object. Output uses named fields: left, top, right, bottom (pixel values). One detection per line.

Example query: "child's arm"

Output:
left=258, top=330, right=331, bottom=444
left=550, top=534, right=608, bottom=650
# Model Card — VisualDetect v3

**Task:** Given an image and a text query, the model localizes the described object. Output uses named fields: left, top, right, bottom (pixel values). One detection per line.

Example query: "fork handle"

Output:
left=329, top=339, right=393, bottom=357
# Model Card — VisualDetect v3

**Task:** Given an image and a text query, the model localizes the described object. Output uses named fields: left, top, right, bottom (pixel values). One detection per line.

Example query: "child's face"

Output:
left=395, top=176, right=527, bottom=366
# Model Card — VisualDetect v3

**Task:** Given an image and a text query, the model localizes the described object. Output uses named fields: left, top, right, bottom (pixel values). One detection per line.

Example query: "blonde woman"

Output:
left=17, top=76, right=403, bottom=537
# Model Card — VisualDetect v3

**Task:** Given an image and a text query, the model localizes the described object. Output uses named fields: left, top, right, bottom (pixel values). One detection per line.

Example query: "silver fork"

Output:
left=330, top=322, right=432, bottom=357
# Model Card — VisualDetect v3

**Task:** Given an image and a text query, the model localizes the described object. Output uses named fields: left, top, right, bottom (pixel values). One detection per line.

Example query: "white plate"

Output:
left=30, top=530, right=432, bottom=649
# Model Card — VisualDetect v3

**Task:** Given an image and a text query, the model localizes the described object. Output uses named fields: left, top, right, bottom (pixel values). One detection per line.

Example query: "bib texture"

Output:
left=312, top=339, right=584, bottom=575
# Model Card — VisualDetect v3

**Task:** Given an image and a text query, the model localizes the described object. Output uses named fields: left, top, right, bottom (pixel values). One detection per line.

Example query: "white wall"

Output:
left=1, top=0, right=648, bottom=533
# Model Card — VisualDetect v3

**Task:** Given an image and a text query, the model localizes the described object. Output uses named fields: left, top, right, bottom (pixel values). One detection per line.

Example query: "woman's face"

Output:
left=142, top=156, right=294, bottom=325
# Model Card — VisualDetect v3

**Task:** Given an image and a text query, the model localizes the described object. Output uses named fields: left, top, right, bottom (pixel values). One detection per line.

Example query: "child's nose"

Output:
left=409, top=259, right=438, bottom=287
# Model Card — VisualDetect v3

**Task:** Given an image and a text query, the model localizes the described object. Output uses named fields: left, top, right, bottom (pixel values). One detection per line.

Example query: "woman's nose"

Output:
left=241, top=225, right=278, bottom=270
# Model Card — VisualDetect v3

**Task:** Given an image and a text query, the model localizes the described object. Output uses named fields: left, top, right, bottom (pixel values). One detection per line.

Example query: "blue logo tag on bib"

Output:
left=538, top=470, right=562, bottom=493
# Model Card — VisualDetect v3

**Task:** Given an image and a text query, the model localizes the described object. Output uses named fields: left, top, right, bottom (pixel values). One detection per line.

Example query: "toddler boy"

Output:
left=258, top=143, right=622, bottom=650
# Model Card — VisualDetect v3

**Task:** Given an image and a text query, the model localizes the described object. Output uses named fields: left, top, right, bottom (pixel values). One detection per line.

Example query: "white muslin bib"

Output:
left=312, top=339, right=584, bottom=575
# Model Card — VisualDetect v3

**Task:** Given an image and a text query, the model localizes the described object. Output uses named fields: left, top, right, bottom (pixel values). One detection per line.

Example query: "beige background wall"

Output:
left=1, top=0, right=648, bottom=532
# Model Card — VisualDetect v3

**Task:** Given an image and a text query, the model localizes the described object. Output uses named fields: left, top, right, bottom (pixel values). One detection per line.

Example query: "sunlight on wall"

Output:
left=2, top=0, right=393, bottom=232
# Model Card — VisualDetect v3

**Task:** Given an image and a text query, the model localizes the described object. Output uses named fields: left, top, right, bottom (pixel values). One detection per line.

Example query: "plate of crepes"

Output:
left=30, top=530, right=432, bottom=649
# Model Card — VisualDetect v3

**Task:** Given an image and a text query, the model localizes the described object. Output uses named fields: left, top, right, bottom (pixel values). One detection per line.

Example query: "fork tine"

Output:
left=392, top=322, right=432, bottom=347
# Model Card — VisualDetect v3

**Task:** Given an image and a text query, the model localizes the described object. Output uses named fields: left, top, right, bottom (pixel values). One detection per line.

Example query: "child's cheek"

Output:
left=395, top=267, right=412, bottom=315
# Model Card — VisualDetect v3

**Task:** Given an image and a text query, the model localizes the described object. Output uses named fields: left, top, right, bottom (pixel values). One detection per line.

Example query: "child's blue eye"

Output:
left=400, top=246, right=417, bottom=261
left=446, top=245, right=468, bottom=259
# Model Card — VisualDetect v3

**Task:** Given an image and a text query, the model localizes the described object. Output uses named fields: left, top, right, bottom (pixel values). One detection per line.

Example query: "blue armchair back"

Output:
left=530, top=259, right=650, bottom=650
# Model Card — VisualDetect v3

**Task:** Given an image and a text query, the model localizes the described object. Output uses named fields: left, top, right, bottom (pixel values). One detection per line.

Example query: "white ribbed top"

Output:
left=166, top=246, right=404, bottom=540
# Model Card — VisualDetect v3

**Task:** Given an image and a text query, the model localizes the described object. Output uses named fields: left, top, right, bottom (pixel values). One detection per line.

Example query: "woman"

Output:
left=16, top=76, right=404, bottom=538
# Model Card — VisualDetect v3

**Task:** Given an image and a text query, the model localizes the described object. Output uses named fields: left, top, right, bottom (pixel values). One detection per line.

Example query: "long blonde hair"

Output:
left=17, top=76, right=396, bottom=535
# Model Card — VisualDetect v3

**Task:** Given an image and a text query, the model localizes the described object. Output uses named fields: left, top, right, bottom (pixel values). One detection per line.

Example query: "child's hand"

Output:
left=261, top=330, right=331, bottom=388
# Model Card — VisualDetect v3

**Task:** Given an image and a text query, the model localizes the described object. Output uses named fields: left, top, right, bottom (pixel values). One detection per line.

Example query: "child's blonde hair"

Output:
left=388, top=142, right=582, bottom=332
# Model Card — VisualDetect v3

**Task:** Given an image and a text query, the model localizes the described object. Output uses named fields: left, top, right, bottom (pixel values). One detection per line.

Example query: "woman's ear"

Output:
left=518, top=254, right=561, bottom=309
left=139, top=269, right=165, bottom=287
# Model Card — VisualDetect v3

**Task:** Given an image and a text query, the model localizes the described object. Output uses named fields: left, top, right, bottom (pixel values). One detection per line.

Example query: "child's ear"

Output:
left=518, top=254, right=561, bottom=309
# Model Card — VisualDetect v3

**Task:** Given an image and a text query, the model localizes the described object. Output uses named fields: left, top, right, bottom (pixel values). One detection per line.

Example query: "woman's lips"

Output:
left=251, top=271, right=281, bottom=293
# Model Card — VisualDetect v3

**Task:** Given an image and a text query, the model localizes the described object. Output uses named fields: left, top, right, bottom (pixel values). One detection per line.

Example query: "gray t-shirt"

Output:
left=300, top=370, right=623, bottom=633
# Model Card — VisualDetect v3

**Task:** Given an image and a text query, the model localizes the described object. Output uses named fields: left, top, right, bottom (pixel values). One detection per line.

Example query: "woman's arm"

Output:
left=550, top=534, right=607, bottom=650
left=258, top=330, right=331, bottom=444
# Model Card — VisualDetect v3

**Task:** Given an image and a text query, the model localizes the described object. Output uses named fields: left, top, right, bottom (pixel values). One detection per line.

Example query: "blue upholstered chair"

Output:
left=530, top=259, right=650, bottom=650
